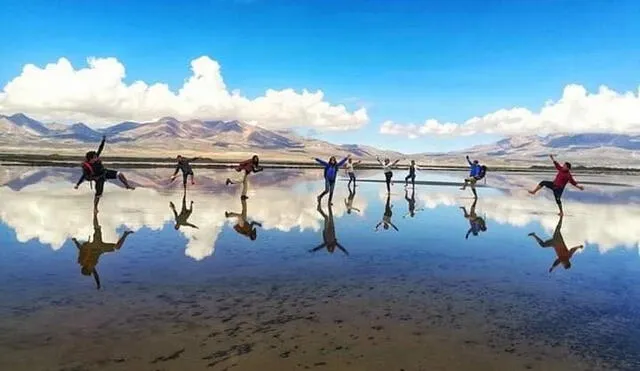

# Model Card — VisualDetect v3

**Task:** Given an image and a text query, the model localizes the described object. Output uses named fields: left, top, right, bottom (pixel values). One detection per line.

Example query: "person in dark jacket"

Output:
left=314, top=155, right=350, bottom=205
left=528, top=155, right=585, bottom=216
left=170, top=155, right=199, bottom=189
left=74, top=136, right=134, bottom=212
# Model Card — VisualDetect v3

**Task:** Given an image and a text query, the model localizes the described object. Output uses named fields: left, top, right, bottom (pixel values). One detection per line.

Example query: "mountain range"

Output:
left=1, top=113, right=639, bottom=167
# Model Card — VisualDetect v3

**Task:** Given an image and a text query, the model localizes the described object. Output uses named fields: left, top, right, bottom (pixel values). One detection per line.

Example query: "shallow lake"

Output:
left=1, top=167, right=639, bottom=371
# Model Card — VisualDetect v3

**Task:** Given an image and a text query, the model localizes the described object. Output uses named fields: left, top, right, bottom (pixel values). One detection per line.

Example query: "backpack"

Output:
left=81, top=161, right=96, bottom=189
left=476, top=165, right=487, bottom=180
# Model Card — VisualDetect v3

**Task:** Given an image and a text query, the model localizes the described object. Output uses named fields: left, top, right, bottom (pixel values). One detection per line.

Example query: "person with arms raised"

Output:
left=528, top=155, right=584, bottom=216
left=314, top=154, right=350, bottom=205
left=74, top=136, right=135, bottom=213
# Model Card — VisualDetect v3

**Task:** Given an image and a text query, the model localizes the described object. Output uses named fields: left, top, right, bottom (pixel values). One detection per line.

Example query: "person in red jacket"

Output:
left=528, top=155, right=585, bottom=216
left=225, top=155, right=263, bottom=198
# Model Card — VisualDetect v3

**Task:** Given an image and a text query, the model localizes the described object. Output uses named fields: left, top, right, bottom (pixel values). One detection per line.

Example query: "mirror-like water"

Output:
left=1, top=167, right=639, bottom=371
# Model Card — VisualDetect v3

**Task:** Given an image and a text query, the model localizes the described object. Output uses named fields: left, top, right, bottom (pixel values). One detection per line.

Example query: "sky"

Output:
left=0, top=0, right=639, bottom=153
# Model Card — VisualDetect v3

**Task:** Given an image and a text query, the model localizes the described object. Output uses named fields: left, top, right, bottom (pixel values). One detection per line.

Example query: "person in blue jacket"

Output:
left=313, top=154, right=351, bottom=205
left=460, top=155, right=483, bottom=192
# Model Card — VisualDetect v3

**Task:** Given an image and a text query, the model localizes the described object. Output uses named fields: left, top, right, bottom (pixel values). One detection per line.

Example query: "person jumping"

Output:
left=314, top=154, right=350, bottom=205
left=528, top=155, right=584, bottom=216
left=460, top=156, right=487, bottom=197
left=377, top=156, right=401, bottom=193
left=170, top=155, right=199, bottom=189
left=226, top=155, right=264, bottom=199
left=74, top=136, right=135, bottom=212
left=345, top=157, right=361, bottom=188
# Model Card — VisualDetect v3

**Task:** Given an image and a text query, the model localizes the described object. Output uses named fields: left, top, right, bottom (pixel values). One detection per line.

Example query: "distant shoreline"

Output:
left=1, top=153, right=639, bottom=175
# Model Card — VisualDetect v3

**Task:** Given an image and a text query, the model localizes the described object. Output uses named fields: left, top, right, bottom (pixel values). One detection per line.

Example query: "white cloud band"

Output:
left=380, top=84, right=640, bottom=137
left=0, top=56, right=369, bottom=131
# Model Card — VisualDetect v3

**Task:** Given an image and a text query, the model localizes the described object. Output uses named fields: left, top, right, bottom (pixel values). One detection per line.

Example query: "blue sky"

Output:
left=0, top=0, right=639, bottom=153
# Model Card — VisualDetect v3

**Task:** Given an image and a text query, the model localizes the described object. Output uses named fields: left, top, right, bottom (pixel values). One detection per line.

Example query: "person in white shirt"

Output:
left=345, top=157, right=361, bottom=188
left=376, top=156, right=401, bottom=193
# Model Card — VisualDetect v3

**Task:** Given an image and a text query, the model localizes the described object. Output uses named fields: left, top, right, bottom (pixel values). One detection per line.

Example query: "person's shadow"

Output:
left=170, top=189, right=199, bottom=230
left=528, top=215, right=584, bottom=272
left=310, top=201, right=348, bottom=255
left=375, top=194, right=399, bottom=232
left=71, top=209, right=133, bottom=290
left=459, top=196, right=487, bottom=239
left=225, top=195, right=262, bottom=241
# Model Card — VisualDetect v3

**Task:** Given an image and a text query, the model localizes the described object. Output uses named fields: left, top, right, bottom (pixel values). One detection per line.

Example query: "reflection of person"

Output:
left=344, top=185, right=361, bottom=214
left=74, top=136, right=135, bottom=212
left=528, top=155, right=585, bottom=216
left=170, top=155, right=199, bottom=189
left=314, top=155, right=350, bottom=205
left=71, top=209, right=133, bottom=290
left=310, top=203, right=348, bottom=255
left=170, top=190, right=198, bottom=230
left=376, top=156, right=401, bottom=193
left=459, top=197, right=487, bottom=239
left=226, top=155, right=264, bottom=198
left=403, top=187, right=423, bottom=218
left=375, top=194, right=399, bottom=231
left=528, top=215, right=584, bottom=272
left=225, top=195, right=262, bottom=241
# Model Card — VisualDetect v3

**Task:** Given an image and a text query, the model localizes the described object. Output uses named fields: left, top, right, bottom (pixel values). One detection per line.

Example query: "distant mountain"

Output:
left=429, top=133, right=640, bottom=168
left=2, top=113, right=638, bottom=167
left=0, top=113, right=401, bottom=159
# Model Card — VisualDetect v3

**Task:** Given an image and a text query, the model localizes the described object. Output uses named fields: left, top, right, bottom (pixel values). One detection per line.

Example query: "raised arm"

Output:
left=189, top=157, right=199, bottom=162
left=390, top=222, right=399, bottom=231
left=96, top=136, right=106, bottom=157
left=336, top=156, right=349, bottom=167
left=314, top=158, right=329, bottom=167
left=466, top=156, right=473, bottom=166
left=391, top=159, right=401, bottom=166
left=93, top=269, right=102, bottom=290
left=549, top=258, right=562, bottom=272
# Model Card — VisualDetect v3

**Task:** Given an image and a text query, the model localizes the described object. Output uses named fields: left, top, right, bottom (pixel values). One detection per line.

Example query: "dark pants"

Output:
left=405, top=173, right=415, bottom=186
left=182, top=170, right=194, bottom=186
left=318, top=179, right=336, bottom=201
left=348, top=172, right=356, bottom=187
left=385, top=171, right=393, bottom=192
left=95, top=169, right=118, bottom=197
left=540, top=181, right=564, bottom=209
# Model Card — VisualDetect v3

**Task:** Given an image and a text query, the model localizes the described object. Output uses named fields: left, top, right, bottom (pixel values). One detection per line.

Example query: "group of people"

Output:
left=75, top=136, right=585, bottom=218
left=71, top=138, right=586, bottom=290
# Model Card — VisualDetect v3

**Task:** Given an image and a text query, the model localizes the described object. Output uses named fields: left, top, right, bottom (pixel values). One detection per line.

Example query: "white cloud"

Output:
left=0, top=56, right=369, bottom=131
left=380, top=84, right=640, bottom=137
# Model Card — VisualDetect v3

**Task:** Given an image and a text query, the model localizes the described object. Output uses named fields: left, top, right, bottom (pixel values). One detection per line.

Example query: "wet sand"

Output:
left=1, top=269, right=635, bottom=371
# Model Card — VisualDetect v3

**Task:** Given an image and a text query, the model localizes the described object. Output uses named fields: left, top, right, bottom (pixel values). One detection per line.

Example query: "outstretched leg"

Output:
left=118, top=173, right=135, bottom=190
left=529, top=180, right=552, bottom=195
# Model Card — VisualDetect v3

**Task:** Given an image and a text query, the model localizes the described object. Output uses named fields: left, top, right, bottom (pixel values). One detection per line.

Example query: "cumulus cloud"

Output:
left=0, top=56, right=369, bottom=131
left=380, top=84, right=640, bottom=138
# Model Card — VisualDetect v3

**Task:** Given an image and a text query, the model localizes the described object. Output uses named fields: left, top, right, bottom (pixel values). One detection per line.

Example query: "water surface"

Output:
left=1, top=167, right=640, bottom=371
